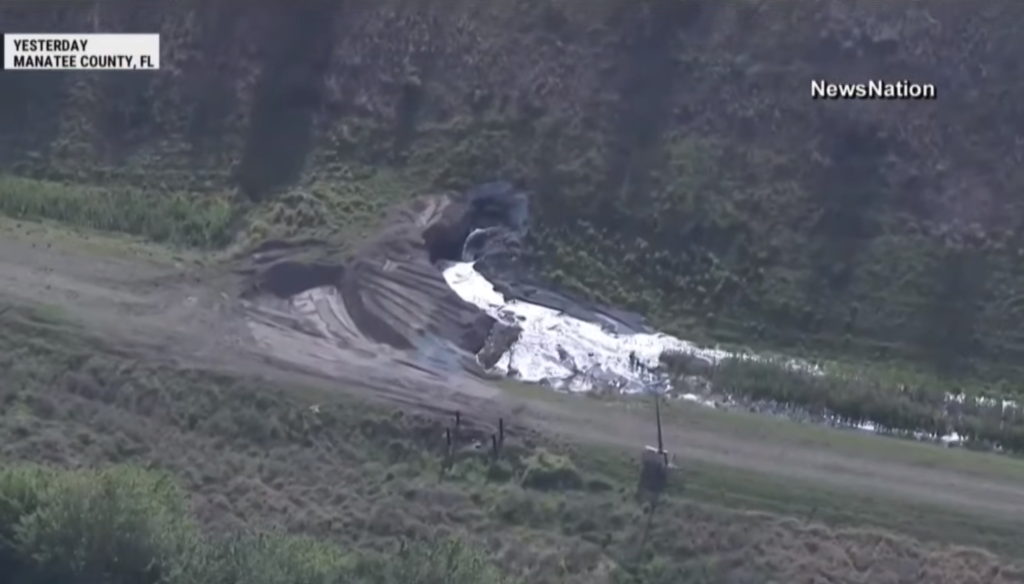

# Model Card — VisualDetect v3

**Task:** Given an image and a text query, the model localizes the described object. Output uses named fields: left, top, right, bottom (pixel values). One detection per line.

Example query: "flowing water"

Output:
left=439, top=260, right=1021, bottom=449
left=441, top=260, right=816, bottom=393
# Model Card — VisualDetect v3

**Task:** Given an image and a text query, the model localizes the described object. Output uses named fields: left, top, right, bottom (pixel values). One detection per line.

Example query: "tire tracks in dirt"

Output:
left=3, top=223, right=1024, bottom=530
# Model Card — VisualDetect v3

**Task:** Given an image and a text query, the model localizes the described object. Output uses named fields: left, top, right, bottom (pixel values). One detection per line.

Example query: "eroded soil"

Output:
left=3, top=220, right=1024, bottom=528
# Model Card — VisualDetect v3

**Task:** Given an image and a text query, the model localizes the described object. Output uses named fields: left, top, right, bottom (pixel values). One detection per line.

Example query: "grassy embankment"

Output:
left=0, top=169, right=423, bottom=252
left=6, top=0, right=1024, bottom=385
left=707, top=357, right=1024, bottom=452
left=5, top=170, right=1024, bottom=455
left=4, top=170, right=1024, bottom=452
left=2, top=303, right=1024, bottom=584
left=0, top=174, right=235, bottom=248
left=658, top=349, right=1024, bottom=454
left=500, top=378, right=1024, bottom=552
left=5, top=176, right=1024, bottom=576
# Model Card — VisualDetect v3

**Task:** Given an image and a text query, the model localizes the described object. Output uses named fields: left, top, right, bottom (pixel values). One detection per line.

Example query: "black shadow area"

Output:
left=236, top=1, right=340, bottom=201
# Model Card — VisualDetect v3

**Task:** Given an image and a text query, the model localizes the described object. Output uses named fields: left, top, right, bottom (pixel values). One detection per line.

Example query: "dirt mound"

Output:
left=241, top=179, right=656, bottom=381
left=244, top=183, right=527, bottom=365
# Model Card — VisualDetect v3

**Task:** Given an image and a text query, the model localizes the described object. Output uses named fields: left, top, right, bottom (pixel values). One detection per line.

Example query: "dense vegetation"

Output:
left=695, top=357, right=1024, bottom=453
left=0, top=175, right=235, bottom=248
left=0, top=465, right=514, bottom=584
left=4, top=306, right=1023, bottom=581
left=3, top=0, right=1024, bottom=380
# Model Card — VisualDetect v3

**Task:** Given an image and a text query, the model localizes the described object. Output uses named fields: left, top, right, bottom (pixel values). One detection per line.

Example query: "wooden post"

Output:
left=491, top=434, right=499, bottom=460
left=655, top=393, right=664, bottom=455
left=440, top=427, right=454, bottom=480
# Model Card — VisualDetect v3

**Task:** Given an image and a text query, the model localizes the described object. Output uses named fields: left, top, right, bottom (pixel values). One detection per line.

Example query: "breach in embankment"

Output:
left=238, top=182, right=531, bottom=376
left=236, top=182, right=1024, bottom=451
left=237, top=181, right=791, bottom=392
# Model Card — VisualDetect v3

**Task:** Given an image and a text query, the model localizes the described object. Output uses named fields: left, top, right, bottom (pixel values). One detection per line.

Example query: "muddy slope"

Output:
left=5, top=220, right=1024, bottom=534
left=243, top=182, right=534, bottom=366
left=241, top=179, right=658, bottom=379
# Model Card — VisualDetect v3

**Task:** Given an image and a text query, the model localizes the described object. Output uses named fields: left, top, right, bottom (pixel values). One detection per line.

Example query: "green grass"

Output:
left=503, top=376, right=1024, bottom=484
left=0, top=165, right=428, bottom=264
left=0, top=215, right=209, bottom=267
left=677, top=355, right=1024, bottom=453
left=575, top=440, right=1024, bottom=556
left=506, top=385, right=1024, bottom=559
left=0, top=464, right=513, bottom=584
left=5, top=303, right=1024, bottom=580
left=0, top=174, right=236, bottom=248
left=242, top=166, right=425, bottom=248
left=497, top=374, right=1024, bottom=556
left=676, top=403, right=1024, bottom=482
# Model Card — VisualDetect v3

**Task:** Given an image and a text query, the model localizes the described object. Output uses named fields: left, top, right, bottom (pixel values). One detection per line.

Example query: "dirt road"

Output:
left=4, top=219, right=1024, bottom=526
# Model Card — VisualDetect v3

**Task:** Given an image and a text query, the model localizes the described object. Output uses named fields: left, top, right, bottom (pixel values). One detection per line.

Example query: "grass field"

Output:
left=0, top=170, right=425, bottom=255
left=2, top=304, right=1023, bottom=582
left=0, top=464, right=514, bottom=584
left=499, top=379, right=1024, bottom=557
left=0, top=175, right=236, bottom=248
left=501, top=379, right=1024, bottom=485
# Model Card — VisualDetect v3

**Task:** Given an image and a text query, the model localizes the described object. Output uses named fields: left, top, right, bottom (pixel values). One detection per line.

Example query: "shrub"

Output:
left=356, top=538, right=517, bottom=584
left=7, top=466, right=196, bottom=584
left=183, top=533, right=354, bottom=584
left=520, top=449, right=584, bottom=491
left=0, top=466, right=53, bottom=577
left=710, top=358, right=1024, bottom=453
left=0, top=464, right=515, bottom=584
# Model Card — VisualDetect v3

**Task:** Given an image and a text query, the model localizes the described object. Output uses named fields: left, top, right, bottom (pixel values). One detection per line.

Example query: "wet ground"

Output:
left=4, top=217, right=1024, bottom=524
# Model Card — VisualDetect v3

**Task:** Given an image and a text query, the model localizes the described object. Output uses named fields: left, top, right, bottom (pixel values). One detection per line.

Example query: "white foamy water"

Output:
left=439, top=261, right=1024, bottom=448
left=441, top=261, right=816, bottom=393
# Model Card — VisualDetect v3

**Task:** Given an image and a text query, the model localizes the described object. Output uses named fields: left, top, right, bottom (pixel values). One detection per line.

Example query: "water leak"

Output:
left=441, top=260, right=817, bottom=393
left=441, top=260, right=1023, bottom=450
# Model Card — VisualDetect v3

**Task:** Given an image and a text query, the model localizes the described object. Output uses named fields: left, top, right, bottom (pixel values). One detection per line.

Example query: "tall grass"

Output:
left=709, top=357, right=1024, bottom=453
left=0, top=175, right=236, bottom=248
left=0, top=465, right=515, bottom=584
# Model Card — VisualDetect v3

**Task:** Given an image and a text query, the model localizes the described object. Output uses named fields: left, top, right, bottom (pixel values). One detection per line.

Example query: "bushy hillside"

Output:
left=3, top=0, right=1024, bottom=377
left=0, top=465, right=515, bottom=584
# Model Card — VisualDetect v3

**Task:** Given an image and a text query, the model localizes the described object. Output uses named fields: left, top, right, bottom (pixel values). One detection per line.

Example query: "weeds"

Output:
left=520, top=449, right=584, bottom=491
left=7, top=466, right=194, bottom=584
left=0, top=175, right=235, bottom=248
left=710, top=357, right=1024, bottom=453
left=3, top=305, right=1024, bottom=581
left=0, top=464, right=512, bottom=584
